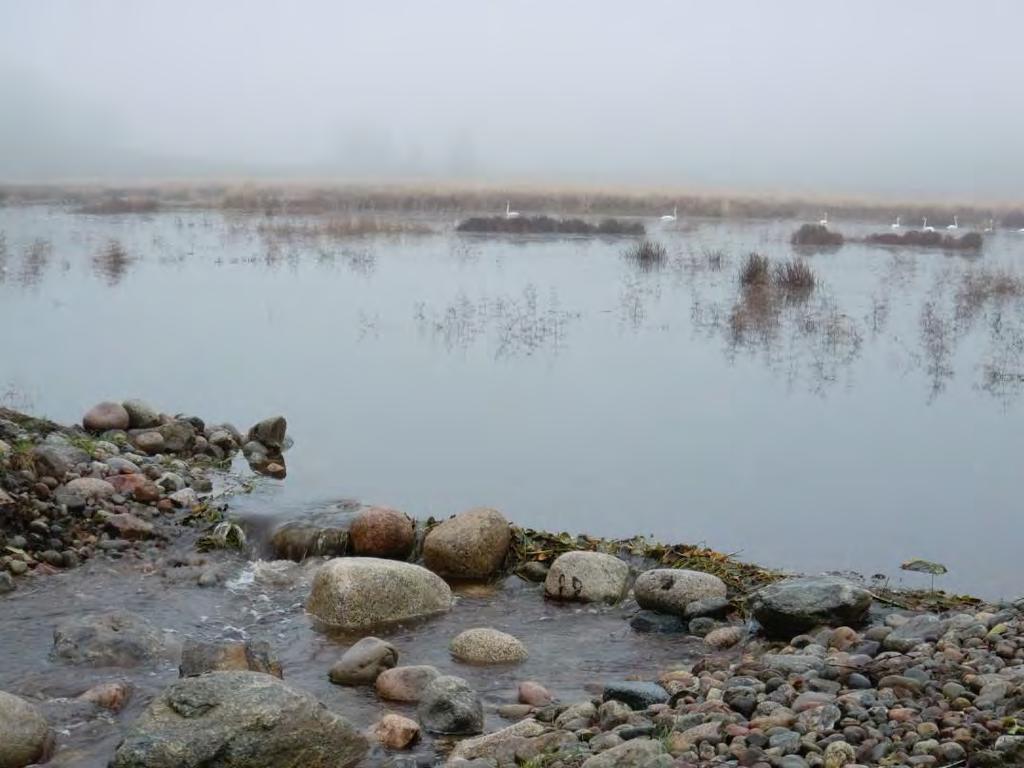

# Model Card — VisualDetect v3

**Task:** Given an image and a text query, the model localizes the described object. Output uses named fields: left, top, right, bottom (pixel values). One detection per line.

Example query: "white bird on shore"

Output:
left=660, top=205, right=678, bottom=222
left=922, top=217, right=935, bottom=233
left=946, top=216, right=959, bottom=231
left=819, top=213, right=829, bottom=226
left=891, top=216, right=901, bottom=229
left=505, top=201, right=519, bottom=219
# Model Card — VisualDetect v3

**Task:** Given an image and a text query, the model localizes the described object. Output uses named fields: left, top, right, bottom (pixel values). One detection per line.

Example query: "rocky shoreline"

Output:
left=2, top=405, right=1023, bottom=767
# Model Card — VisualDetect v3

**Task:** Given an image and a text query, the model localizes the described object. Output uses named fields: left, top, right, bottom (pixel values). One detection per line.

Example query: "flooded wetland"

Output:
left=3, top=200, right=1024, bottom=766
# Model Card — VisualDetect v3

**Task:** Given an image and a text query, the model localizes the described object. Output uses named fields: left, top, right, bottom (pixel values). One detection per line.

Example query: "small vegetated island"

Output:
left=791, top=223, right=983, bottom=251
left=863, top=229, right=983, bottom=251
left=456, top=215, right=644, bottom=236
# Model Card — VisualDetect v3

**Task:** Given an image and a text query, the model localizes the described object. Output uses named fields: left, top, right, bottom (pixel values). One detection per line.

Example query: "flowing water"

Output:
left=1, top=205, right=1023, bottom=763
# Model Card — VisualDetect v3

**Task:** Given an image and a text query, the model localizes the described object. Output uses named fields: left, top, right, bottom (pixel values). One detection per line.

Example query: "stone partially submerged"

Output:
left=111, top=671, right=367, bottom=768
left=417, top=675, right=484, bottom=735
left=543, top=551, right=630, bottom=604
left=52, top=611, right=164, bottom=667
left=633, top=568, right=727, bottom=614
left=423, top=507, right=511, bottom=579
left=307, top=557, right=452, bottom=630
left=748, top=576, right=872, bottom=637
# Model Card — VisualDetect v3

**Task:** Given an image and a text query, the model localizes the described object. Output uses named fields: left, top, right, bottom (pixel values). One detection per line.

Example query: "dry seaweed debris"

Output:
left=507, top=526, right=783, bottom=594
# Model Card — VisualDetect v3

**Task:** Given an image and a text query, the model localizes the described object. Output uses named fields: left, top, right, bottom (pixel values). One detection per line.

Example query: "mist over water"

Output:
left=2, top=0, right=1023, bottom=198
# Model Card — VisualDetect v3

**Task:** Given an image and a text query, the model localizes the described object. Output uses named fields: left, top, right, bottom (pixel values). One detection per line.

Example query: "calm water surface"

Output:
left=2, top=206, right=1024, bottom=597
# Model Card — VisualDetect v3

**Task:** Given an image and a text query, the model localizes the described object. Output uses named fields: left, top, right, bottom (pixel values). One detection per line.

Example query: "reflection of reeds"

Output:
left=258, top=217, right=432, bottom=240
left=18, top=238, right=52, bottom=286
left=93, top=240, right=134, bottom=285
left=739, top=252, right=770, bottom=287
left=956, top=268, right=1024, bottom=323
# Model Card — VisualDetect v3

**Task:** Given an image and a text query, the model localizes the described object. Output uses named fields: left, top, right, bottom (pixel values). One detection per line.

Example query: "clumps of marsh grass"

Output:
left=623, top=239, right=667, bottom=271
left=739, top=252, right=771, bottom=287
left=457, top=215, right=644, bottom=236
left=774, top=258, right=817, bottom=294
left=864, top=230, right=983, bottom=251
left=791, top=223, right=844, bottom=247
left=739, top=253, right=816, bottom=297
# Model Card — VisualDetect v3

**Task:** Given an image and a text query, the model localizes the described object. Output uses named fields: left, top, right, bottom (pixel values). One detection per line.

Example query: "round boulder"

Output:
left=0, top=691, right=53, bottom=768
left=83, top=402, right=130, bottom=432
left=372, top=713, right=420, bottom=750
left=748, top=576, right=872, bottom=638
left=544, top=551, right=630, bottom=604
left=328, top=637, right=398, bottom=685
left=633, top=569, right=727, bottom=615
left=307, top=558, right=452, bottom=630
left=121, top=399, right=161, bottom=429
left=375, top=665, right=441, bottom=702
left=111, top=671, right=367, bottom=768
left=450, top=628, right=528, bottom=664
left=422, top=507, right=511, bottom=579
left=349, top=506, right=415, bottom=559
left=417, top=675, right=483, bottom=735
left=63, top=477, right=117, bottom=500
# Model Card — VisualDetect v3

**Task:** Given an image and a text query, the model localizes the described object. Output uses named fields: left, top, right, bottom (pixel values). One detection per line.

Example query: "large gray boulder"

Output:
left=32, top=443, right=89, bottom=479
left=423, top=507, right=511, bottom=579
left=52, top=610, right=164, bottom=667
left=883, top=614, right=949, bottom=652
left=122, top=399, right=161, bottom=429
left=544, top=551, right=630, bottom=604
left=247, top=416, right=287, bottom=451
left=418, top=675, right=483, bottom=735
left=0, top=691, right=53, bottom=768
left=307, top=558, right=452, bottom=630
left=748, top=576, right=872, bottom=637
left=633, top=569, right=727, bottom=614
left=83, top=401, right=130, bottom=432
left=112, top=671, right=366, bottom=768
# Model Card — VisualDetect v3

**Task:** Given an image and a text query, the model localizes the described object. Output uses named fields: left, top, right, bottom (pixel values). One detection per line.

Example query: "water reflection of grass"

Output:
left=414, top=284, right=578, bottom=358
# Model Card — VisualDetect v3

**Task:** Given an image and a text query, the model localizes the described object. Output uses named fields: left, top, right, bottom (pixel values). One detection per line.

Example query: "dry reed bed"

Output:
left=3, top=182, right=1022, bottom=224
left=257, top=217, right=433, bottom=240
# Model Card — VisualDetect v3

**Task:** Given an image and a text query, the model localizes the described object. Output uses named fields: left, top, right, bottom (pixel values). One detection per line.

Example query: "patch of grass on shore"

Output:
left=456, top=215, right=644, bottom=236
left=864, top=230, right=983, bottom=251
left=791, top=223, right=844, bottom=247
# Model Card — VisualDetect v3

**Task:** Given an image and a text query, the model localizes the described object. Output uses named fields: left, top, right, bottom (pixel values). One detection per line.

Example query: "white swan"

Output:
left=891, top=216, right=901, bottom=229
left=818, top=213, right=829, bottom=226
left=660, top=205, right=677, bottom=222
left=922, top=217, right=935, bottom=233
left=505, top=201, right=520, bottom=219
left=946, top=216, right=959, bottom=231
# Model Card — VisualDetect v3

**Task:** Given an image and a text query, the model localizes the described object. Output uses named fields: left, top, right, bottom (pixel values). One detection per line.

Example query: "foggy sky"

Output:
left=1, top=0, right=1022, bottom=198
